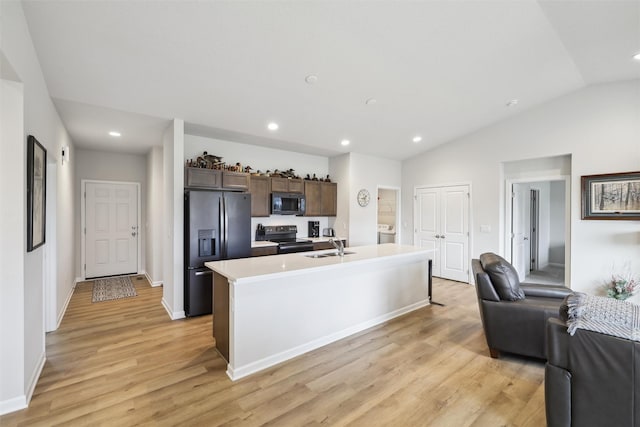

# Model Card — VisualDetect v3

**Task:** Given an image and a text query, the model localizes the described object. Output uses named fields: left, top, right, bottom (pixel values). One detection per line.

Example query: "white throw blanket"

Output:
left=566, top=292, right=640, bottom=341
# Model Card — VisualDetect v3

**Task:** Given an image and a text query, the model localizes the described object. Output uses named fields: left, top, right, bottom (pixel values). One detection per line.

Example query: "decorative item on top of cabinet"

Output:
left=249, top=175, right=271, bottom=217
left=271, top=177, right=304, bottom=194
left=305, top=181, right=337, bottom=216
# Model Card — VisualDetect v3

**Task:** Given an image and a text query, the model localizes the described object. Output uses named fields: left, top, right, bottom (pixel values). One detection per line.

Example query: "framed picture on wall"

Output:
left=581, top=171, right=640, bottom=220
left=27, top=135, right=47, bottom=251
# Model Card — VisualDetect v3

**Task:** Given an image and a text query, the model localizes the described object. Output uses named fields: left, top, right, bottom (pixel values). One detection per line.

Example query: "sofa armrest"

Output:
left=545, top=364, right=571, bottom=427
left=521, top=284, right=572, bottom=299
left=546, top=317, right=569, bottom=368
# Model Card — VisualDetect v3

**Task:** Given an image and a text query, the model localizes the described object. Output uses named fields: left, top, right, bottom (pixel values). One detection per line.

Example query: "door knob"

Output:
left=131, top=232, right=137, bottom=237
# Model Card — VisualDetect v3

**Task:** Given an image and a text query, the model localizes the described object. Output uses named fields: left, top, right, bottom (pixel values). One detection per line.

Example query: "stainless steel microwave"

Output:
left=271, top=192, right=306, bottom=215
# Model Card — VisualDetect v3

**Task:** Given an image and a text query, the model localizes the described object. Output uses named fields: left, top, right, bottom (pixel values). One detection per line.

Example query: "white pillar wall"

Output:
left=162, top=119, right=185, bottom=319
left=0, top=78, right=27, bottom=414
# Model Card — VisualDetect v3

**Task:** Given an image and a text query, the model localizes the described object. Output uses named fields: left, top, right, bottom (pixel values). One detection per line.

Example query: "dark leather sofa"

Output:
left=546, top=299, right=640, bottom=427
left=472, top=252, right=572, bottom=359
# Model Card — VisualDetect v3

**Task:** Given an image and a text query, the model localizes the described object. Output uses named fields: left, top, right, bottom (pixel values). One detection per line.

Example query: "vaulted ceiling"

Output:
left=22, top=0, right=640, bottom=159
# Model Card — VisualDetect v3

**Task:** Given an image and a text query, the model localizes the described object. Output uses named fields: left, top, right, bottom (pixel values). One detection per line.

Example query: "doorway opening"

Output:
left=377, top=187, right=400, bottom=244
left=509, top=179, right=567, bottom=285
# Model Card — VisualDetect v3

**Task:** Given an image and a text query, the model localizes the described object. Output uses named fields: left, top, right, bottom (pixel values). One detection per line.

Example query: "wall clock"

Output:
left=357, top=189, right=371, bottom=207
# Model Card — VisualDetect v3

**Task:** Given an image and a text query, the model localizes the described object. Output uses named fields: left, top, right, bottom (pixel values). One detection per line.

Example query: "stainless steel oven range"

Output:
left=255, top=224, right=314, bottom=254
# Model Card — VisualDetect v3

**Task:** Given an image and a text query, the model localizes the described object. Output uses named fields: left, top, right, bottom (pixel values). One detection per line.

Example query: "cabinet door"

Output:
left=271, top=177, right=289, bottom=193
left=321, top=182, right=337, bottom=216
left=251, top=246, right=278, bottom=257
left=222, top=171, right=249, bottom=191
left=249, top=176, right=271, bottom=217
left=304, top=181, right=322, bottom=216
left=185, top=167, right=221, bottom=189
left=288, top=179, right=304, bottom=194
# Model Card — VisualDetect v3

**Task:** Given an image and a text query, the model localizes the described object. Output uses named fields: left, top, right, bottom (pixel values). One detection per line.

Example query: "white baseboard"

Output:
left=0, top=395, right=27, bottom=416
left=2, top=351, right=48, bottom=415
left=144, top=272, right=163, bottom=287
left=226, top=299, right=430, bottom=381
left=75, top=276, right=83, bottom=284
left=56, top=281, right=76, bottom=330
left=26, top=352, right=46, bottom=406
left=161, top=297, right=185, bottom=320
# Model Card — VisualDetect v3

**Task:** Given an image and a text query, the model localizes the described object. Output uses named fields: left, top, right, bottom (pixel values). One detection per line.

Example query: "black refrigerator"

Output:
left=184, top=190, right=251, bottom=317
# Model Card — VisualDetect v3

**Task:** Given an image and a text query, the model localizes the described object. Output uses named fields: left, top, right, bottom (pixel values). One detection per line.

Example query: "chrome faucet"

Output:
left=329, top=238, right=344, bottom=257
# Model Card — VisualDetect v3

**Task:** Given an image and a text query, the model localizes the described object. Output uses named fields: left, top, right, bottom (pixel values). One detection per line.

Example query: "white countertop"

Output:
left=206, top=243, right=432, bottom=283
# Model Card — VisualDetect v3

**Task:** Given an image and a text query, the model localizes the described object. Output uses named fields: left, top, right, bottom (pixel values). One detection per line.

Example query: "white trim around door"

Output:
left=81, top=180, right=141, bottom=280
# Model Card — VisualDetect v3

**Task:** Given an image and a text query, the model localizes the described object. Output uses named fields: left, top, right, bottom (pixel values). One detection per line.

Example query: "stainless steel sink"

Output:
left=304, top=251, right=355, bottom=258
left=323, top=251, right=355, bottom=256
left=304, top=253, right=331, bottom=258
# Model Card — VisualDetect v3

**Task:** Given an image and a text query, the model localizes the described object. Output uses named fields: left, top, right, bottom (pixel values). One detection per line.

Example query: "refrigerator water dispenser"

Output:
left=198, top=229, right=215, bottom=257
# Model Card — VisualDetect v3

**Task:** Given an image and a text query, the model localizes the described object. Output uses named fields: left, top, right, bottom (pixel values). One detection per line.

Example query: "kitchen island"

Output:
left=205, top=243, right=434, bottom=380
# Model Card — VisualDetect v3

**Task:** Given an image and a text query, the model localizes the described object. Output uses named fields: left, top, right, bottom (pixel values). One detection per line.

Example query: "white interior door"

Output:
left=85, top=182, right=138, bottom=278
left=511, top=183, right=528, bottom=281
left=415, top=188, right=441, bottom=276
left=440, top=186, right=469, bottom=282
left=415, top=185, right=470, bottom=282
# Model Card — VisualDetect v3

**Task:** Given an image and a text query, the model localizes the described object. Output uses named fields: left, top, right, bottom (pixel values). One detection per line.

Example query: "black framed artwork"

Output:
left=581, top=171, right=640, bottom=220
left=27, top=135, right=47, bottom=251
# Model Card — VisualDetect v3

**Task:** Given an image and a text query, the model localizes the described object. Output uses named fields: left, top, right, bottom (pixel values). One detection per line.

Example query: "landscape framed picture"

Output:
left=581, top=171, right=640, bottom=220
left=27, top=135, right=47, bottom=251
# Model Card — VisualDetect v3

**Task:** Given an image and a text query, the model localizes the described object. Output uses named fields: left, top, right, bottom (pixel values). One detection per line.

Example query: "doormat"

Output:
left=92, top=276, right=138, bottom=303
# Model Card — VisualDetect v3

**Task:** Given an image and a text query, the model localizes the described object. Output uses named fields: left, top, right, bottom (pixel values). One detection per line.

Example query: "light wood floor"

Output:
left=1, top=276, right=546, bottom=426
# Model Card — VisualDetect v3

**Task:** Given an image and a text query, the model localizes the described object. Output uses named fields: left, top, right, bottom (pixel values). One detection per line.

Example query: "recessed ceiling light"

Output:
left=412, top=136, right=422, bottom=143
left=365, top=98, right=377, bottom=105
left=267, top=122, right=279, bottom=131
left=108, top=131, right=121, bottom=137
left=341, top=139, right=350, bottom=146
left=633, top=52, right=640, bottom=61
left=305, top=75, right=318, bottom=84
left=506, top=99, right=519, bottom=107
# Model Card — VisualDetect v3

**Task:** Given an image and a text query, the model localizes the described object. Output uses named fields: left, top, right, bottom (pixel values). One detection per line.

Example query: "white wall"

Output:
left=329, top=153, right=402, bottom=247
left=0, top=78, right=26, bottom=414
left=163, top=119, right=185, bottom=319
left=74, top=149, right=147, bottom=279
left=0, top=1, right=75, bottom=414
left=402, top=80, right=640, bottom=294
left=145, top=146, right=164, bottom=285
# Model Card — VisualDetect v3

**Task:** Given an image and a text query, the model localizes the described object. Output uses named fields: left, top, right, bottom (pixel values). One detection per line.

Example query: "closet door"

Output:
left=439, top=186, right=469, bottom=282
left=415, top=187, right=441, bottom=276
left=415, top=185, right=470, bottom=282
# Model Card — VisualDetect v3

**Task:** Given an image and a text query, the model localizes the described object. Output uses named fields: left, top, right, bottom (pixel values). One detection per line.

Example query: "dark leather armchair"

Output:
left=471, top=253, right=572, bottom=359
left=546, top=297, right=640, bottom=427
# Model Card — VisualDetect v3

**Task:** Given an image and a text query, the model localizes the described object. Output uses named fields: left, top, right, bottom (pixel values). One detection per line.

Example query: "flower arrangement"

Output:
left=604, top=273, right=639, bottom=300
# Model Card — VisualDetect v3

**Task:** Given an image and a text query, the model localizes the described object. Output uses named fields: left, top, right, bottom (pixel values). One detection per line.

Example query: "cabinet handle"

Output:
left=435, top=234, right=440, bottom=239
